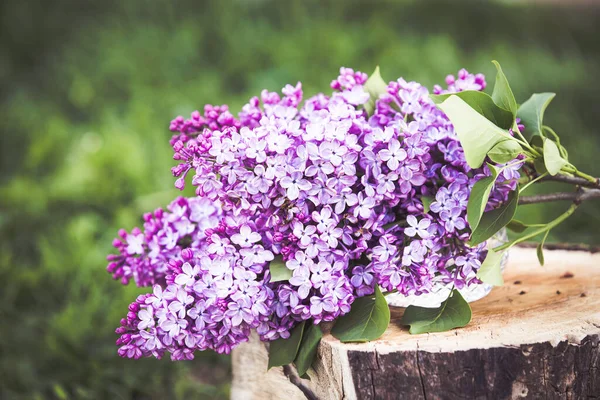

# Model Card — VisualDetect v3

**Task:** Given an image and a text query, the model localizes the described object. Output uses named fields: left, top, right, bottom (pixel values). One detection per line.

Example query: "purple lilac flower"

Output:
left=107, top=197, right=221, bottom=287
left=110, top=66, right=522, bottom=360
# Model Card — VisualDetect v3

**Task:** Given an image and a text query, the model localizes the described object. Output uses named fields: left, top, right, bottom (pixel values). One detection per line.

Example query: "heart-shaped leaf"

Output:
left=469, top=189, right=519, bottom=246
left=467, top=164, right=499, bottom=231
left=363, top=66, right=388, bottom=116
left=543, top=138, right=568, bottom=176
left=331, top=285, right=390, bottom=343
left=487, top=139, right=523, bottom=164
left=294, top=322, right=323, bottom=377
left=517, top=93, right=556, bottom=137
left=477, top=247, right=505, bottom=286
left=269, top=255, right=293, bottom=282
left=268, top=321, right=305, bottom=369
left=401, top=289, right=472, bottom=334
left=435, top=95, right=512, bottom=168
left=491, top=60, right=517, bottom=117
left=431, top=90, right=514, bottom=130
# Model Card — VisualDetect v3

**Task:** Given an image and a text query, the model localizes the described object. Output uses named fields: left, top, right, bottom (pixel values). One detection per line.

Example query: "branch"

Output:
left=540, top=174, right=600, bottom=189
left=519, top=188, right=600, bottom=205
left=262, top=341, right=318, bottom=400
left=282, top=365, right=318, bottom=400
left=517, top=242, right=600, bottom=254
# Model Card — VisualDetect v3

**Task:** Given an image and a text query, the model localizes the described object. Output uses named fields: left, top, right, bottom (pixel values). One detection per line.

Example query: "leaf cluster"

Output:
left=433, top=61, right=594, bottom=277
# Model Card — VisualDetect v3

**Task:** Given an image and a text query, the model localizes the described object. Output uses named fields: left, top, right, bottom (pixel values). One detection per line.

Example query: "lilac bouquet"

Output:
left=106, top=62, right=599, bottom=373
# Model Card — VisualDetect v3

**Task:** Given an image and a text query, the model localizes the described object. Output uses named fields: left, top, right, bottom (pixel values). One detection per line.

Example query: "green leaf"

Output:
left=487, top=139, right=523, bottom=164
left=533, top=158, right=548, bottom=175
left=477, top=247, right=505, bottom=286
left=331, top=285, right=390, bottom=343
left=431, top=90, right=513, bottom=130
left=401, top=289, right=472, bottom=334
left=269, top=255, right=293, bottom=282
left=517, top=93, right=556, bottom=137
left=435, top=95, right=512, bottom=168
left=507, top=220, right=547, bottom=234
left=293, top=323, right=323, bottom=377
left=542, top=126, right=569, bottom=156
left=530, top=134, right=545, bottom=149
left=491, top=60, right=518, bottom=117
left=543, top=127, right=569, bottom=161
left=506, top=219, right=529, bottom=233
left=469, top=189, right=519, bottom=246
left=268, top=321, right=305, bottom=369
left=537, top=230, right=550, bottom=266
left=467, top=163, right=499, bottom=231
left=363, top=66, right=388, bottom=116
left=543, top=138, right=568, bottom=176
left=422, top=196, right=434, bottom=214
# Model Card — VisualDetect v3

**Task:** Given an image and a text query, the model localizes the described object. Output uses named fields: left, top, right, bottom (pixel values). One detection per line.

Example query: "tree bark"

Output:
left=231, top=247, right=600, bottom=400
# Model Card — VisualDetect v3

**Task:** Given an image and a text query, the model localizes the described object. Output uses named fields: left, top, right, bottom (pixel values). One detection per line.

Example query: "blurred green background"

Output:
left=1, top=0, right=599, bottom=398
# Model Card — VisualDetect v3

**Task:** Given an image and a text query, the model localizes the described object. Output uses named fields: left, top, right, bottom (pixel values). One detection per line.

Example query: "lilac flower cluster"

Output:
left=107, top=196, right=221, bottom=287
left=115, top=214, right=276, bottom=359
left=109, top=66, right=520, bottom=360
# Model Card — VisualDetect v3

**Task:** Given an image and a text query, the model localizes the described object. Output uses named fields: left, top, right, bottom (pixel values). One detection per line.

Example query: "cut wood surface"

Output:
left=231, top=247, right=600, bottom=400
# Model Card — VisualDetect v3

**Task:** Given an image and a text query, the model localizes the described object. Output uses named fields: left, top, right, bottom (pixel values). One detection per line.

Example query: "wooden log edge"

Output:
left=231, top=246, right=600, bottom=400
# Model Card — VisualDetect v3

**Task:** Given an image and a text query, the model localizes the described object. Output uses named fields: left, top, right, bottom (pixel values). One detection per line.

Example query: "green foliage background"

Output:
left=1, top=0, right=599, bottom=398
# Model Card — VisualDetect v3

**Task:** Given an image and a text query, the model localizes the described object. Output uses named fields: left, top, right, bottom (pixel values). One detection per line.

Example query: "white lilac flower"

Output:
left=174, top=263, right=200, bottom=287
left=137, top=306, right=154, bottom=330
left=280, top=172, right=311, bottom=200
left=404, top=215, right=432, bottom=239
left=230, top=225, right=261, bottom=248
left=126, top=233, right=145, bottom=255
left=378, top=138, right=407, bottom=171
left=239, top=245, right=274, bottom=267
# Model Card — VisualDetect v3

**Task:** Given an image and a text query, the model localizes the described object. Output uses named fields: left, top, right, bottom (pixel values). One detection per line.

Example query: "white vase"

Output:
left=385, top=229, right=509, bottom=308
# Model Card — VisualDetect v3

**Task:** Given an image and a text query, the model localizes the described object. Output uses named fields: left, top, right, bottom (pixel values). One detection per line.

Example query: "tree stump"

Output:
left=231, top=247, right=600, bottom=400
